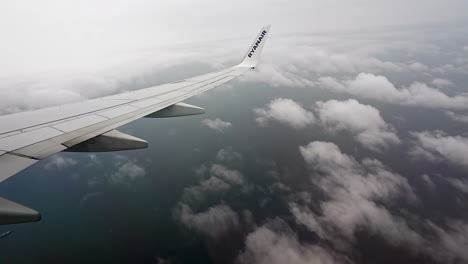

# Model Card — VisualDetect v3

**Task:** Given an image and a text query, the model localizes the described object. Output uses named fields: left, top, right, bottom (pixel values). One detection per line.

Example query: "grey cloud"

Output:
left=202, top=118, right=232, bottom=133
left=210, top=164, right=244, bottom=185
left=109, top=156, right=146, bottom=185
left=237, top=220, right=346, bottom=264
left=79, top=192, right=102, bottom=208
left=239, top=26, right=453, bottom=89
left=182, top=164, right=244, bottom=204
left=317, top=99, right=400, bottom=151
left=216, top=147, right=242, bottom=162
left=240, top=40, right=408, bottom=89
left=421, top=174, right=436, bottom=191
left=43, top=155, right=78, bottom=170
left=431, top=78, right=454, bottom=88
left=445, top=178, right=468, bottom=194
left=254, top=98, right=315, bottom=129
left=428, top=220, right=468, bottom=263
left=408, top=62, right=430, bottom=72
left=409, top=131, right=468, bottom=170
left=445, top=111, right=468, bottom=124
left=318, top=73, right=468, bottom=110
left=182, top=176, right=231, bottom=203
left=297, top=141, right=421, bottom=249
left=175, top=203, right=240, bottom=240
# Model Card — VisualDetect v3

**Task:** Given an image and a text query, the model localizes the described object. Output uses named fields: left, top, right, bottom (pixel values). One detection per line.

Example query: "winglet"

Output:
left=237, top=25, right=271, bottom=68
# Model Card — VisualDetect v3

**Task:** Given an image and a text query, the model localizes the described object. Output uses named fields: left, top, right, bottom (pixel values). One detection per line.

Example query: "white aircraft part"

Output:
left=13, top=140, right=67, bottom=160
left=238, top=25, right=271, bottom=68
left=65, top=129, right=148, bottom=152
left=0, top=127, right=63, bottom=152
left=52, top=114, right=109, bottom=133
left=129, top=98, right=164, bottom=109
left=145, top=102, right=205, bottom=118
left=97, top=105, right=140, bottom=119
left=0, top=26, right=271, bottom=224
left=0, top=154, right=37, bottom=183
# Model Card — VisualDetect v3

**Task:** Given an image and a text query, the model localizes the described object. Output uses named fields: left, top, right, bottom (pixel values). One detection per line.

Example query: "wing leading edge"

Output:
left=0, top=26, right=271, bottom=224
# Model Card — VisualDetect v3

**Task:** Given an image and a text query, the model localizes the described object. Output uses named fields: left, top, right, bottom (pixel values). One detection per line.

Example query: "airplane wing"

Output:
left=0, top=26, right=271, bottom=224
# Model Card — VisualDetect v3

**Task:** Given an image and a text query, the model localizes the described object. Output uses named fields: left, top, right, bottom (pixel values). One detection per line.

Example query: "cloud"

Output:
left=445, top=111, right=468, bottom=124
left=408, top=61, right=429, bottom=72
left=237, top=219, right=345, bottom=264
left=43, top=155, right=78, bottom=170
left=182, top=176, right=231, bottom=203
left=445, top=178, right=468, bottom=194
left=409, top=130, right=468, bottom=170
left=431, top=78, right=454, bottom=88
left=182, top=164, right=244, bottom=203
left=318, top=73, right=468, bottom=110
left=421, top=174, right=436, bottom=190
left=317, top=99, right=400, bottom=151
left=428, top=220, right=468, bottom=263
left=297, top=141, right=421, bottom=249
left=254, top=98, right=315, bottom=129
left=79, top=192, right=102, bottom=208
left=202, top=118, right=232, bottom=133
left=175, top=203, right=240, bottom=240
left=109, top=157, right=146, bottom=185
left=210, top=164, right=244, bottom=185
left=216, top=147, right=242, bottom=162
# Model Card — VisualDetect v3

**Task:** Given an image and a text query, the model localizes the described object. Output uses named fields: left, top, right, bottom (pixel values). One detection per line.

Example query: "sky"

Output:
left=1, top=1, right=468, bottom=264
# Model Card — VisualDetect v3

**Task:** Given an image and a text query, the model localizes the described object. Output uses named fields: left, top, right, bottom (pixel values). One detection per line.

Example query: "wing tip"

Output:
left=237, top=25, right=271, bottom=68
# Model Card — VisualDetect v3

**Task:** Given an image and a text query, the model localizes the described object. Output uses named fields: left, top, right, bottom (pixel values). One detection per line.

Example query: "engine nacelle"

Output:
left=145, top=102, right=205, bottom=118
left=65, top=130, right=148, bottom=152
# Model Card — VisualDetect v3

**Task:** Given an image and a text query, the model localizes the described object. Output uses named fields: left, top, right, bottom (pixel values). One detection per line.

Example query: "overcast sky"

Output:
left=1, top=0, right=468, bottom=76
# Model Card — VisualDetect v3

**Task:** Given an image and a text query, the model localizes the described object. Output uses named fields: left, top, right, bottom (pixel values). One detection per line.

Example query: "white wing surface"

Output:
left=0, top=26, right=271, bottom=224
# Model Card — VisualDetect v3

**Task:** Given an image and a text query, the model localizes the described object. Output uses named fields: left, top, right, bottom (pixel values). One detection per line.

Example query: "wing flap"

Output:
left=0, top=154, right=38, bottom=183
left=0, top=127, right=63, bottom=152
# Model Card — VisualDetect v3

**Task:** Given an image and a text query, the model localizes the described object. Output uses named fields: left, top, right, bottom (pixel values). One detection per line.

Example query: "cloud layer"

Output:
left=319, top=73, right=468, bottom=110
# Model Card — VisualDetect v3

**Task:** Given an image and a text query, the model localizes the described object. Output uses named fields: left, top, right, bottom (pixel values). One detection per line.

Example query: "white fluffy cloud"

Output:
left=318, top=73, right=468, bottom=110
left=297, top=141, right=421, bottom=249
left=317, top=99, right=400, bottom=151
left=254, top=98, right=315, bottom=129
left=409, top=131, right=468, bottom=170
left=175, top=203, right=241, bottom=240
left=202, top=118, right=232, bottom=133
left=237, top=220, right=344, bottom=264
